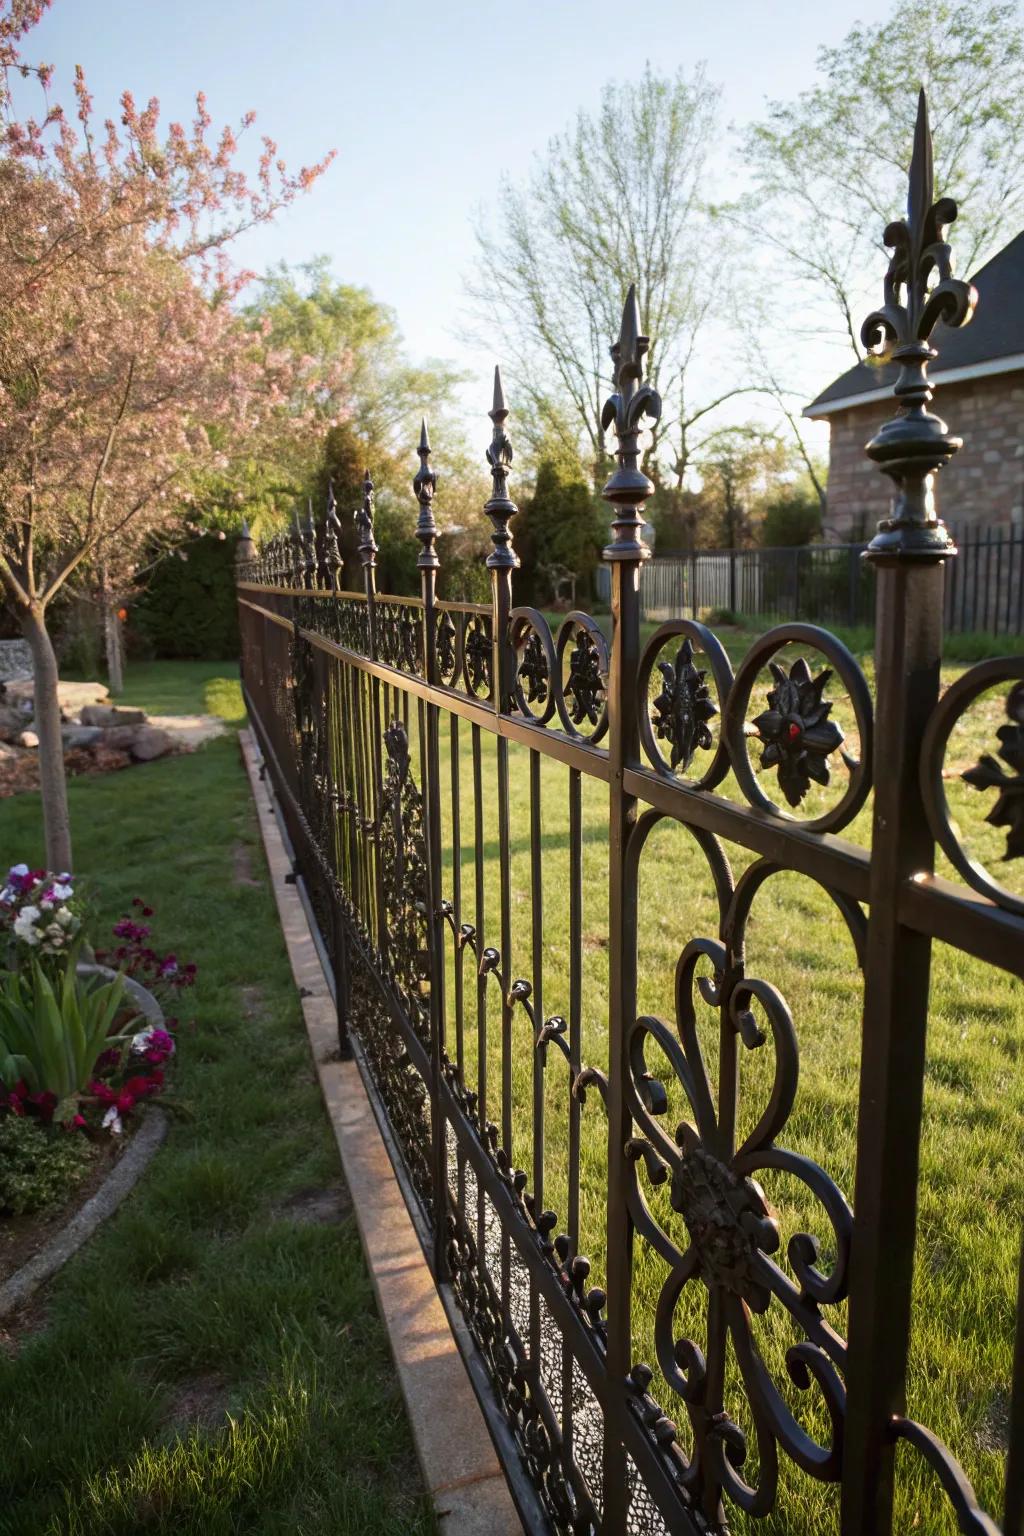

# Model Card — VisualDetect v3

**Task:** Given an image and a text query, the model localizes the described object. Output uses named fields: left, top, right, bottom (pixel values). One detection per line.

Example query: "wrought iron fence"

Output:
left=236, top=93, right=1023, bottom=1535
left=598, top=525, right=1024, bottom=635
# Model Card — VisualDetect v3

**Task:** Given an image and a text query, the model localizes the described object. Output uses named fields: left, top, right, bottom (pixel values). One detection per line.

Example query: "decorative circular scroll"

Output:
left=509, top=606, right=557, bottom=726
left=461, top=613, right=493, bottom=700
left=724, top=623, right=874, bottom=836
left=637, top=620, right=734, bottom=790
left=435, top=609, right=460, bottom=687
left=919, top=656, right=1024, bottom=916
left=554, top=612, right=609, bottom=744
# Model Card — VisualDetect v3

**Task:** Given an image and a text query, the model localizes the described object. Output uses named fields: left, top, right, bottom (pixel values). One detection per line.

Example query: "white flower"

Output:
left=45, top=922, right=64, bottom=941
left=13, top=907, right=41, bottom=944
left=56, top=908, right=76, bottom=929
left=131, top=1026, right=156, bottom=1055
left=0, top=887, right=15, bottom=906
left=50, top=882, right=73, bottom=901
left=102, top=1106, right=123, bottom=1135
left=8, top=864, right=28, bottom=879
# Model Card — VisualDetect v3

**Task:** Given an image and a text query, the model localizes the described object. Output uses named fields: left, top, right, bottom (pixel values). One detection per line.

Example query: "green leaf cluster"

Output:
left=0, top=962, right=132, bottom=1118
left=0, top=1115, right=91, bottom=1216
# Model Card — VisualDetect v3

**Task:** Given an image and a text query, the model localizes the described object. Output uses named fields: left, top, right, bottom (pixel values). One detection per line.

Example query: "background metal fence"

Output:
left=596, top=524, right=1024, bottom=635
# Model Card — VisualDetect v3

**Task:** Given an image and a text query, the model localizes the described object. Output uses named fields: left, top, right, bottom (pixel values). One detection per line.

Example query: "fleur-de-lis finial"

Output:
left=355, top=467, right=377, bottom=570
left=414, top=419, right=439, bottom=570
left=862, top=89, right=977, bottom=560
left=303, top=498, right=318, bottom=588
left=323, top=480, right=343, bottom=591
left=601, top=284, right=662, bottom=561
left=291, top=507, right=304, bottom=586
left=485, top=366, right=519, bottom=570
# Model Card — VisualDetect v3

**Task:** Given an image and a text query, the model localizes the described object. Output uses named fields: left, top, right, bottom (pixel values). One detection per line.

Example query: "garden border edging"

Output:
left=240, top=727, right=525, bottom=1536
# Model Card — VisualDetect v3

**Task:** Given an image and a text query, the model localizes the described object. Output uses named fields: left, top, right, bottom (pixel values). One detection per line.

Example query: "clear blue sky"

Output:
left=27, top=0, right=898, bottom=449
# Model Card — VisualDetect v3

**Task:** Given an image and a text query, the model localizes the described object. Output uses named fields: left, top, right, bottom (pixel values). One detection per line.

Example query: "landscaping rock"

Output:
left=4, top=679, right=108, bottom=713
left=61, top=725, right=104, bottom=749
left=79, top=704, right=146, bottom=728
left=129, top=726, right=175, bottom=761
left=15, top=730, right=38, bottom=749
left=0, top=705, right=26, bottom=742
left=98, top=724, right=140, bottom=750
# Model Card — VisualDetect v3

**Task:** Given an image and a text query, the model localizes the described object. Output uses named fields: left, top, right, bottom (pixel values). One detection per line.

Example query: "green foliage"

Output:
left=0, top=961, right=130, bottom=1115
left=243, top=261, right=484, bottom=598
left=517, top=445, right=603, bottom=604
left=760, top=485, right=823, bottom=547
left=130, top=535, right=240, bottom=661
left=695, top=426, right=793, bottom=548
left=0, top=1115, right=90, bottom=1215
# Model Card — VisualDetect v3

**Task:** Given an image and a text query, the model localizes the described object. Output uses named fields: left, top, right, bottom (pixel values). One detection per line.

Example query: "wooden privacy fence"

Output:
left=236, top=94, right=1023, bottom=1535
left=596, top=525, right=1024, bottom=635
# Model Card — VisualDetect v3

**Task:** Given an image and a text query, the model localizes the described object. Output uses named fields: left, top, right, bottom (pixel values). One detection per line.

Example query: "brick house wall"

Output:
left=822, top=371, right=1024, bottom=541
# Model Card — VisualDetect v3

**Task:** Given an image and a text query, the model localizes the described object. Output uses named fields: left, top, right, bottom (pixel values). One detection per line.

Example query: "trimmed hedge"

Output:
left=130, top=535, right=240, bottom=661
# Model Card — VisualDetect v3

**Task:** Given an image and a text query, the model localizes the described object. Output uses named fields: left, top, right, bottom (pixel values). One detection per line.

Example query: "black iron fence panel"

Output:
left=605, top=525, right=1024, bottom=636
left=236, top=98, right=1023, bottom=1536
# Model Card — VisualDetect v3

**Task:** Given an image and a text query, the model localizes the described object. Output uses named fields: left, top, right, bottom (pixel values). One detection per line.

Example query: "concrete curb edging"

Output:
left=0, top=1108, right=168, bottom=1320
left=240, top=728, right=524, bottom=1536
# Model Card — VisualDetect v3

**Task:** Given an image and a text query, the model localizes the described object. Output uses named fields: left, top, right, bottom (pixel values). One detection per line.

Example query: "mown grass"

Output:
left=0, top=664, right=433, bottom=1536
left=410, top=621, right=1022, bottom=1534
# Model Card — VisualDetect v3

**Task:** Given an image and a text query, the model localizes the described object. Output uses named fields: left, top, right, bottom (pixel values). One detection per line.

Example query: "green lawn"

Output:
left=418, top=622, right=1022, bottom=1534
left=0, top=664, right=433, bottom=1536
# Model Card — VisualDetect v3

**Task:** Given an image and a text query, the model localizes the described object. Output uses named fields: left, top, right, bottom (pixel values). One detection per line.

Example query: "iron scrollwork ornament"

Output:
left=624, top=935, right=852, bottom=1518
left=753, top=657, right=845, bottom=808
left=652, top=638, right=717, bottom=773
left=962, top=680, right=1024, bottom=860
left=565, top=627, right=604, bottom=728
left=519, top=630, right=549, bottom=706
left=378, top=718, right=430, bottom=1038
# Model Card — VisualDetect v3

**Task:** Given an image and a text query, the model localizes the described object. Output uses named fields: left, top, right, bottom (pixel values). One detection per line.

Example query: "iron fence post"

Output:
left=842, top=89, right=976, bottom=1536
left=601, top=286, right=662, bottom=1534
left=415, top=422, right=448, bottom=1276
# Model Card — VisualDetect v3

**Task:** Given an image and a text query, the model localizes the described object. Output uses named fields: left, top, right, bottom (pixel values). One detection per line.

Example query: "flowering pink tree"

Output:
left=0, top=2, right=338, bottom=869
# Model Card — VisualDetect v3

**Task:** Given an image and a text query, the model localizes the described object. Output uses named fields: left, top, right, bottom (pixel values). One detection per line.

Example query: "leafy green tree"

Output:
left=743, top=0, right=1024, bottom=357
left=246, top=261, right=486, bottom=595
left=695, top=427, right=792, bottom=549
left=517, top=435, right=603, bottom=604
left=760, top=481, right=824, bottom=547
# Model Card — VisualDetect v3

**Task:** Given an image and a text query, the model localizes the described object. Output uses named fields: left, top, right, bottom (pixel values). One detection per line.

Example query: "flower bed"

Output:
left=0, top=865, right=195, bottom=1241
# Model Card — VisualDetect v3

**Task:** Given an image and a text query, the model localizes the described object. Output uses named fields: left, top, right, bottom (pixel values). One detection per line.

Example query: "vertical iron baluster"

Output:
left=451, top=714, right=465, bottom=1081
left=529, top=745, right=545, bottom=1398
left=601, top=285, right=663, bottom=1534
left=498, top=733, right=513, bottom=1316
left=358, top=471, right=388, bottom=972
left=844, top=89, right=976, bottom=1536
left=415, top=421, right=448, bottom=1274
left=472, top=721, right=488, bottom=1269
left=562, top=762, right=583, bottom=1475
left=327, top=654, right=351, bottom=1056
left=450, top=711, right=466, bottom=1219
left=483, top=366, right=519, bottom=1327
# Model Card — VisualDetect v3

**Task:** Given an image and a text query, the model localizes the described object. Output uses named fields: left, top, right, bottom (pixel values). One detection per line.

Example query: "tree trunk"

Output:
left=103, top=603, right=124, bottom=694
left=21, top=605, right=72, bottom=873
left=100, top=564, right=124, bottom=694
